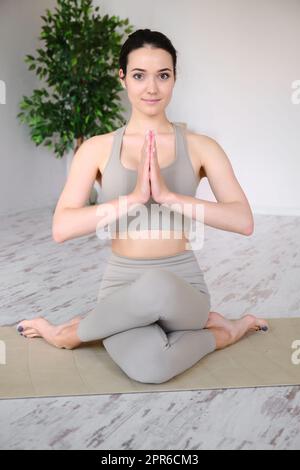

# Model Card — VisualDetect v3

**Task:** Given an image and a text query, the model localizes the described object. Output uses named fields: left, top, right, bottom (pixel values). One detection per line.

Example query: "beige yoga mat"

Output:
left=0, top=317, right=300, bottom=399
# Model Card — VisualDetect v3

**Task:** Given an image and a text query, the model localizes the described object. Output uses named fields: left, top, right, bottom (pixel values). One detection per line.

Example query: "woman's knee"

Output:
left=124, top=344, right=176, bottom=384
left=124, top=355, right=173, bottom=384
left=103, top=327, right=173, bottom=384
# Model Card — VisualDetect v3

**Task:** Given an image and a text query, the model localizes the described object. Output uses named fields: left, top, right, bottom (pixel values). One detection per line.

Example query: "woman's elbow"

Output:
left=52, top=224, right=65, bottom=243
left=242, top=223, right=254, bottom=236
left=52, top=214, right=67, bottom=243
left=241, top=214, right=254, bottom=236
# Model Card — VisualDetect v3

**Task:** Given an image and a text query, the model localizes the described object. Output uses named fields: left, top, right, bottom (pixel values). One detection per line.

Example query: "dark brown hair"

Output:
left=119, top=28, right=177, bottom=80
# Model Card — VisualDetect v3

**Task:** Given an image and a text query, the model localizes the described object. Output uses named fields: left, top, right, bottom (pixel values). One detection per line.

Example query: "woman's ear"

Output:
left=119, top=70, right=126, bottom=89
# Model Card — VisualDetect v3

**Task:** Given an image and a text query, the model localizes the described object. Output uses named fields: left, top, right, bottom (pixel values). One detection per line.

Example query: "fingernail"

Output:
left=261, top=326, right=268, bottom=331
left=17, top=326, right=23, bottom=332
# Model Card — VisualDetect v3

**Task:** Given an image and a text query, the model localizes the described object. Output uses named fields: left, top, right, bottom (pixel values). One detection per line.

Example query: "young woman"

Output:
left=16, top=29, right=268, bottom=384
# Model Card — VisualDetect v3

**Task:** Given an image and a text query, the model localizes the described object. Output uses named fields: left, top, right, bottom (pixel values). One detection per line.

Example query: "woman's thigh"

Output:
left=97, top=250, right=210, bottom=301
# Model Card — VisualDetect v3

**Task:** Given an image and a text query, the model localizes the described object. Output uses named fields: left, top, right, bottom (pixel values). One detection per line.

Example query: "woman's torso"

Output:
left=95, top=122, right=206, bottom=259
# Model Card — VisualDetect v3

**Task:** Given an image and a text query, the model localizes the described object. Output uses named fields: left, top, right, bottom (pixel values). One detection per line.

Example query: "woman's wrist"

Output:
left=128, top=191, right=148, bottom=206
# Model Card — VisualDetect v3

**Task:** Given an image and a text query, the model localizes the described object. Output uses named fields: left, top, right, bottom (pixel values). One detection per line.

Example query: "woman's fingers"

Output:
left=132, top=131, right=152, bottom=204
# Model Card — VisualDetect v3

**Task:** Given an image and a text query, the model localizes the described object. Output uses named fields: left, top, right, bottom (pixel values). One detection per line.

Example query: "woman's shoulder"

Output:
left=86, top=128, right=117, bottom=143
left=185, top=126, right=217, bottom=146
left=184, top=127, right=219, bottom=162
left=84, top=127, right=120, bottom=153
left=83, top=128, right=122, bottom=182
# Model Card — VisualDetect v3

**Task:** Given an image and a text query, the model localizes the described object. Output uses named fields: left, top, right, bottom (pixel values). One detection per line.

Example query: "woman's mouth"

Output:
left=142, top=99, right=161, bottom=104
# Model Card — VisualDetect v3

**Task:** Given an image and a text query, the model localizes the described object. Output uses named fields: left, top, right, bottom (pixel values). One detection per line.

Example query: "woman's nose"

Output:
left=146, top=80, right=159, bottom=93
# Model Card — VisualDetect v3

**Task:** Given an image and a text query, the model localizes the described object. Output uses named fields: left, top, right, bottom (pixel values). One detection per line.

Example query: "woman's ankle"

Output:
left=54, top=324, right=82, bottom=349
left=207, top=326, right=232, bottom=350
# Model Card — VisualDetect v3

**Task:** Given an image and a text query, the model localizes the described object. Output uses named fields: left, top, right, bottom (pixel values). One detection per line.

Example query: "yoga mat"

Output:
left=0, top=317, right=299, bottom=399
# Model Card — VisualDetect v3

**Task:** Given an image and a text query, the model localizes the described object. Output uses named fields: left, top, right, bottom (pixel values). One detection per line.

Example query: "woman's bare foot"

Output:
left=204, top=311, right=269, bottom=350
left=16, top=315, right=83, bottom=338
left=205, top=311, right=269, bottom=332
left=16, top=316, right=83, bottom=349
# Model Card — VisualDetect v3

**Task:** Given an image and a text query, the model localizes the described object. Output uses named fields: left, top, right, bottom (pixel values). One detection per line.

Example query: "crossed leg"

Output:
left=16, top=268, right=269, bottom=383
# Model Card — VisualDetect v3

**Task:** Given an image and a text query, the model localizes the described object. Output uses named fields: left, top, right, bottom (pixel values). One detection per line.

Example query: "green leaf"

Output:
left=17, top=0, right=134, bottom=157
left=25, top=55, right=35, bottom=62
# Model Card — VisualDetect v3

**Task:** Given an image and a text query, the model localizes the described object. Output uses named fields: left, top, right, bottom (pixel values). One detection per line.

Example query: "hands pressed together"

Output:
left=131, top=130, right=173, bottom=205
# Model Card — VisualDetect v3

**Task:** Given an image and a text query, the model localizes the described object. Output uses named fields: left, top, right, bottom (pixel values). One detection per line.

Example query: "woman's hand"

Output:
left=130, top=131, right=151, bottom=205
left=149, top=130, right=173, bottom=204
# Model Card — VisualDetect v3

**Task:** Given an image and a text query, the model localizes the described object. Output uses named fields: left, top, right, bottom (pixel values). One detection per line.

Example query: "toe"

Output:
left=254, top=320, right=269, bottom=332
left=16, top=317, right=45, bottom=333
left=22, top=328, right=40, bottom=337
left=16, top=320, right=29, bottom=332
left=245, top=314, right=269, bottom=332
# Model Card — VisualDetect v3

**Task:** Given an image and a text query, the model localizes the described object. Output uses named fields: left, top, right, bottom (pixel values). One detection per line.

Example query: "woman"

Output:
left=16, top=29, right=268, bottom=384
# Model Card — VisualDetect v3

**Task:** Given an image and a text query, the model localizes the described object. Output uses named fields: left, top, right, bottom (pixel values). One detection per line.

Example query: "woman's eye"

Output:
left=133, top=73, right=170, bottom=80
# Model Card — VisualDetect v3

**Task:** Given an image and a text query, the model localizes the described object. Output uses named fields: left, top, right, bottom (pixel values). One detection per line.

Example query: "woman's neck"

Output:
left=124, top=116, right=174, bottom=135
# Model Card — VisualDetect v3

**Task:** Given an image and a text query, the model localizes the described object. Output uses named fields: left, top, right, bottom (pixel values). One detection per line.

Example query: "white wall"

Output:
left=0, top=0, right=66, bottom=216
left=101, top=0, right=300, bottom=215
left=1, top=0, right=299, bottom=216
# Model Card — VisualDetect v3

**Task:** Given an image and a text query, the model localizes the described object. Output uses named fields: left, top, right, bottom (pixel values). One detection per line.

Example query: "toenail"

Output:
left=261, top=326, right=268, bottom=331
left=17, top=326, right=23, bottom=332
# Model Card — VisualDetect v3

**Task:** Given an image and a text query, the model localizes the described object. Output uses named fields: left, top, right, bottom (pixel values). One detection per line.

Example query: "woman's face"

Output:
left=119, top=46, right=175, bottom=115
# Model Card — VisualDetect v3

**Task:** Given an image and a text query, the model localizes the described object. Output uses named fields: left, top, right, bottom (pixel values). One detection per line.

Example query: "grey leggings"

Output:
left=77, top=250, right=216, bottom=384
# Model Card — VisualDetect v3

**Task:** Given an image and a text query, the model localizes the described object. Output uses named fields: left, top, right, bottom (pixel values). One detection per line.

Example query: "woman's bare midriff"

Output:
left=97, top=126, right=203, bottom=259
left=111, top=231, right=189, bottom=259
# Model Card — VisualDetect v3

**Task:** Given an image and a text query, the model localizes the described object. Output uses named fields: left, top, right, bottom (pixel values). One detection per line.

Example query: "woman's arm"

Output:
left=163, top=135, right=254, bottom=235
left=52, top=136, right=141, bottom=243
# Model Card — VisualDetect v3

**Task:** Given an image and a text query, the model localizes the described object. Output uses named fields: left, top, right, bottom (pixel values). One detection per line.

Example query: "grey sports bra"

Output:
left=100, top=121, right=200, bottom=236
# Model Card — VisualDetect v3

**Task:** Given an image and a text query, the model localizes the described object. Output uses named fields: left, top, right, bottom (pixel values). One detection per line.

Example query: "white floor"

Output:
left=0, top=207, right=300, bottom=450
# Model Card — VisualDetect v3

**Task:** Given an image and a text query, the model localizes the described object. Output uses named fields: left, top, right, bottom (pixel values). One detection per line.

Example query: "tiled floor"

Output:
left=0, top=207, right=299, bottom=449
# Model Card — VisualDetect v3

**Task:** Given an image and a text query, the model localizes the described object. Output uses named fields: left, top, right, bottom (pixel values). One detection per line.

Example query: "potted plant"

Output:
left=17, top=0, right=134, bottom=205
